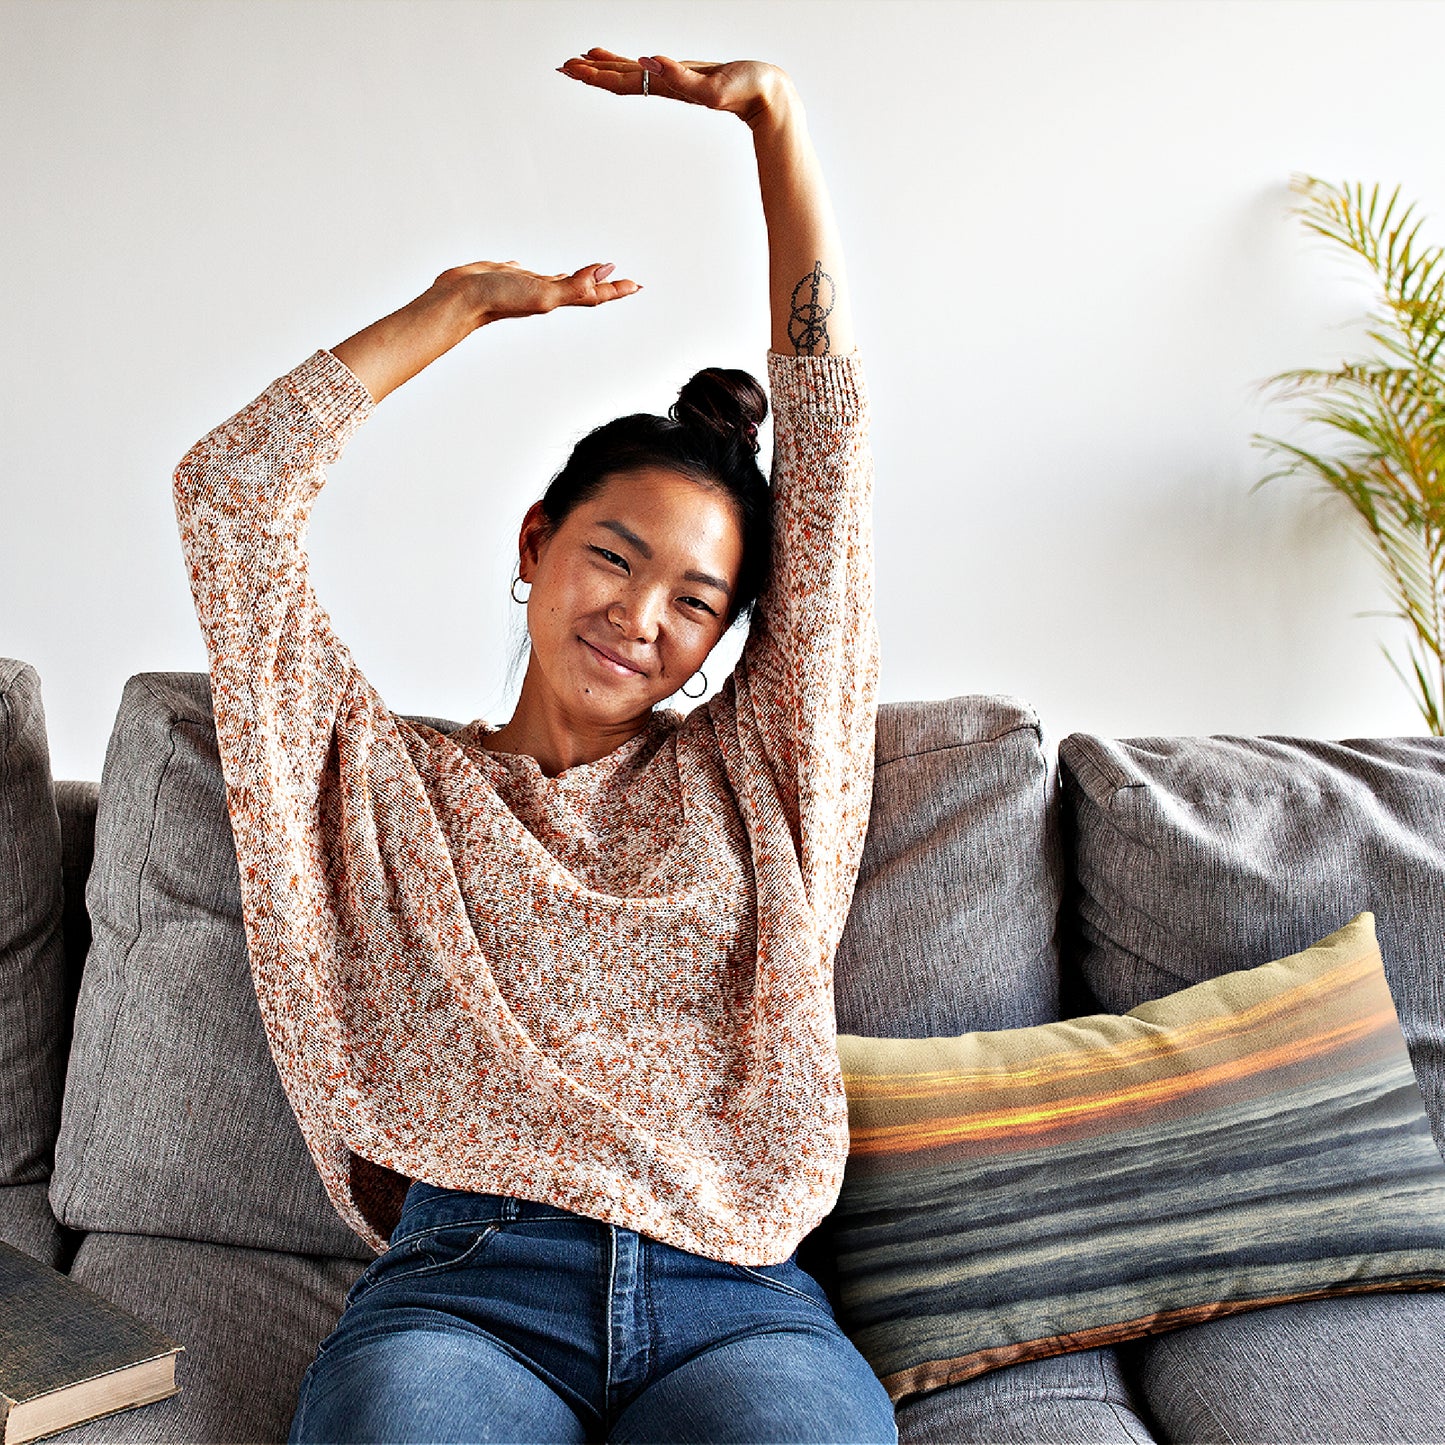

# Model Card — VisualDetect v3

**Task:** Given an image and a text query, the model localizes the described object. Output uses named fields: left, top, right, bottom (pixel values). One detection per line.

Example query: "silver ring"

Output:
left=641, top=69, right=650, bottom=97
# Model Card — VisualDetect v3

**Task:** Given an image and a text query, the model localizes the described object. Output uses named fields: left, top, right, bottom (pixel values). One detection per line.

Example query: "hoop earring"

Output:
left=681, top=670, right=708, bottom=700
left=511, top=575, right=531, bottom=604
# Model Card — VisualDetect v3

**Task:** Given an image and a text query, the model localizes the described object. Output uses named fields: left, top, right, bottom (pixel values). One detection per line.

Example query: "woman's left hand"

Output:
left=557, top=49, right=793, bottom=128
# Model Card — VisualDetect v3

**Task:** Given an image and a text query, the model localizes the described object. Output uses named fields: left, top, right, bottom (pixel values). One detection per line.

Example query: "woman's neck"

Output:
left=483, top=685, right=656, bottom=778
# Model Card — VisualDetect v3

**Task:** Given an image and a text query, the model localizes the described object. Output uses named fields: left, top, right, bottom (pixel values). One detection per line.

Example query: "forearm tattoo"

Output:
left=788, top=261, right=835, bottom=356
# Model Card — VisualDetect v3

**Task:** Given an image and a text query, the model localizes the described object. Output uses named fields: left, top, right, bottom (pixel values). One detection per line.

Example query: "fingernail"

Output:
left=640, top=56, right=663, bottom=72
left=596, top=263, right=615, bottom=279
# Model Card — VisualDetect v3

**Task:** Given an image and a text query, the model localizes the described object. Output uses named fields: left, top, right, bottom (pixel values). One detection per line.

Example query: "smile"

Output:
left=581, top=638, right=647, bottom=678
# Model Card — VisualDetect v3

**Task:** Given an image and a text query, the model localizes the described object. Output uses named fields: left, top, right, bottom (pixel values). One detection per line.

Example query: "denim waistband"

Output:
left=392, top=1181, right=590, bottom=1246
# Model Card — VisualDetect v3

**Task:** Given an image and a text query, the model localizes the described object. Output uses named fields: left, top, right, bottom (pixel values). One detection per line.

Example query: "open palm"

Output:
left=558, top=49, right=788, bottom=126
left=435, top=259, right=638, bottom=322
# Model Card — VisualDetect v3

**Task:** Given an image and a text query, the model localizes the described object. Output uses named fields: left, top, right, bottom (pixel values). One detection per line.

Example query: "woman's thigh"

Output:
left=608, top=1320, right=899, bottom=1445
left=287, top=1308, right=590, bottom=1445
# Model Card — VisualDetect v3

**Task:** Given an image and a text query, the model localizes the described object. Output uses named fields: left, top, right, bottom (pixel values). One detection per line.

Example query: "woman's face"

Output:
left=518, top=466, right=745, bottom=728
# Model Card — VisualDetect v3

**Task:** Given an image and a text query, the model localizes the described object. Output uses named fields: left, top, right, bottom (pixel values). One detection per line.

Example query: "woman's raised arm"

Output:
left=562, top=51, right=875, bottom=943
left=557, top=52, right=854, bottom=357
left=332, top=260, right=641, bottom=403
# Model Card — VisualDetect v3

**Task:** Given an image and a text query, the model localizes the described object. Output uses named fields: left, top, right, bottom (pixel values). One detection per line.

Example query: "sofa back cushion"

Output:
left=1060, top=732, right=1445, bottom=1159
left=0, top=659, right=69, bottom=1265
left=834, top=695, right=1062, bottom=1038
left=50, top=673, right=464, bottom=1257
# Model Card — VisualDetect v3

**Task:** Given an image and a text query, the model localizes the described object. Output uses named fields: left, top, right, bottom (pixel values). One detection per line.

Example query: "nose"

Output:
left=609, top=587, right=665, bottom=643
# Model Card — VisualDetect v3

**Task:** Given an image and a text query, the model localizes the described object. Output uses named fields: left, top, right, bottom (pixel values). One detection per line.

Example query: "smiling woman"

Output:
left=486, top=367, right=771, bottom=774
left=171, top=43, right=891, bottom=1445
left=517, top=467, right=742, bottom=714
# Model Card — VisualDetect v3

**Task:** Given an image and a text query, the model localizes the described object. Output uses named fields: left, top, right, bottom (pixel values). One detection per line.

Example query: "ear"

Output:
left=517, top=501, right=553, bottom=583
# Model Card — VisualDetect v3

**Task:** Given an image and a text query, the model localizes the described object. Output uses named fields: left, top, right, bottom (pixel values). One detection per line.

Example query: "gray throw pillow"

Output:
left=50, top=672, right=459, bottom=1258
left=1059, top=733, right=1445, bottom=1159
left=0, top=661, right=68, bottom=1199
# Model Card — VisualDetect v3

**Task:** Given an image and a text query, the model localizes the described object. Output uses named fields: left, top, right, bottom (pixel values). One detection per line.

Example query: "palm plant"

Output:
left=1256, top=175, right=1445, bottom=735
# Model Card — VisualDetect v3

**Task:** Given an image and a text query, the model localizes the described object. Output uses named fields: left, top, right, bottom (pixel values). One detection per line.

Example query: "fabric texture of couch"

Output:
left=3, top=656, right=1443, bottom=1443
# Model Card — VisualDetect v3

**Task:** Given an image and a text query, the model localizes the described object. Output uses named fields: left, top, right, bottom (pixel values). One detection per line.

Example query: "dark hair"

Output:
left=536, top=367, right=772, bottom=626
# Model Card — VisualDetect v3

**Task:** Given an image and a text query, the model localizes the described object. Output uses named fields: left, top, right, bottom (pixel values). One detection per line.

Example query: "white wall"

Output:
left=5, top=0, right=1443, bottom=781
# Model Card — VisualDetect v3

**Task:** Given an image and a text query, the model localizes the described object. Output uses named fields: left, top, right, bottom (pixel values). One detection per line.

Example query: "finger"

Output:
left=558, top=60, right=632, bottom=95
left=564, top=55, right=634, bottom=75
left=638, top=54, right=709, bottom=103
left=589, top=278, right=642, bottom=305
left=564, top=265, right=640, bottom=306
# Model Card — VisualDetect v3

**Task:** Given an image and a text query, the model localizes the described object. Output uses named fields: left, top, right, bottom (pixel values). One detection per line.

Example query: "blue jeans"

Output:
left=288, top=1182, right=898, bottom=1444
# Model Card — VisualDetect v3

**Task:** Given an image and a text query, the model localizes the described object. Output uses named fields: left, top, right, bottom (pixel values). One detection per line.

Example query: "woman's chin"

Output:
left=568, top=682, right=659, bottom=729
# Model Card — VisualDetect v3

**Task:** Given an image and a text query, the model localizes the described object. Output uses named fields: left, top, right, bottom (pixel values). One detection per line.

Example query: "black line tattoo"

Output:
left=788, top=261, right=835, bottom=356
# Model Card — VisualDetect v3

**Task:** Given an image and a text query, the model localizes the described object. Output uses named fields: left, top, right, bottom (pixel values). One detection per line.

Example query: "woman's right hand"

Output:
left=435, top=259, right=641, bottom=325
left=333, top=259, right=640, bottom=404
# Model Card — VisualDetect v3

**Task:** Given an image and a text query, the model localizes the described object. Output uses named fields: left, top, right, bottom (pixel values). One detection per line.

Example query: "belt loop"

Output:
left=502, top=1196, right=520, bottom=1222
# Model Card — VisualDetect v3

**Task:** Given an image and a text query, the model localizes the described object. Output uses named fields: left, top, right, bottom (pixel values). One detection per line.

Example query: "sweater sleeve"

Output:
left=172, top=349, right=376, bottom=807
left=724, top=349, right=879, bottom=948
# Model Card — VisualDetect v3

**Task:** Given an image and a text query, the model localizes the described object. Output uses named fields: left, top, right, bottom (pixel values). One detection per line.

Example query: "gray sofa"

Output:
left=3, top=654, right=1444, bottom=1444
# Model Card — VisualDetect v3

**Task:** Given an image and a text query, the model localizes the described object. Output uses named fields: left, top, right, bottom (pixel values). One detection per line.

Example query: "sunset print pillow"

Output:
left=833, top=913, right=1445, bottom=1404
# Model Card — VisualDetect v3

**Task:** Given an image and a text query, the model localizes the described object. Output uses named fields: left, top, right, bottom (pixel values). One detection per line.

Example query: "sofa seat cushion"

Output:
left=50, top=1231, right=363, bottom=1444
left=1126, top=1293, right=1445, bottom=1444
left=1060, top=732, right=1445, bottom=1158
left=0, top=659, right=69, bottom=1200
left=897, top=1350, right=1158, bottom=1444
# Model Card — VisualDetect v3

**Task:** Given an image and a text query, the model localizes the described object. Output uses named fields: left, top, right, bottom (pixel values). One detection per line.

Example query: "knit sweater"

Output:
left=173, top=346, right=877, bottom=1266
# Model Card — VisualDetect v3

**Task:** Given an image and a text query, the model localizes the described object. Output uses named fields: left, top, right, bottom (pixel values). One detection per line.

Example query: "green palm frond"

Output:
left=1291, top=176, right=1445, bottom=375
left=1256, top=176, right=1445, bottom=734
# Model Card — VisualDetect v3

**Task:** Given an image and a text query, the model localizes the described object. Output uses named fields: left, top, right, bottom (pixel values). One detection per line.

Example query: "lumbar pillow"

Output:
left=833, top=913, right=1445, bottom=1405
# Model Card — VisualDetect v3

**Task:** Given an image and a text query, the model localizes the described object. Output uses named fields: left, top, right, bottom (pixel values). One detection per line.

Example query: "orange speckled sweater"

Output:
left=173, top=346, right=876, bottom=1266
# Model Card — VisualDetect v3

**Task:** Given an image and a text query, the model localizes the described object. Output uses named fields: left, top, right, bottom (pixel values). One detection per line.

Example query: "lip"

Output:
left=581, top=637, right=649, bottom=678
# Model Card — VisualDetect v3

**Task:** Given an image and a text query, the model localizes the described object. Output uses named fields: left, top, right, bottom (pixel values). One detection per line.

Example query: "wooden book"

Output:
left=0, top=1240, right=182, bottom=1444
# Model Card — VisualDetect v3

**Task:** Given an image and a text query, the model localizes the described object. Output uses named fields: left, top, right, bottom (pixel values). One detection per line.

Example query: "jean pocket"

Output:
left=727, top=1259, right=836, bottom=1316
left=343, top=1223, right=502, bottom=1311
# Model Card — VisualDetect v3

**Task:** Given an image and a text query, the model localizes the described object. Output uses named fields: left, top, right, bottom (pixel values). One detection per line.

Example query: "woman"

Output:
left=173, top=47, right=890, bottom=1445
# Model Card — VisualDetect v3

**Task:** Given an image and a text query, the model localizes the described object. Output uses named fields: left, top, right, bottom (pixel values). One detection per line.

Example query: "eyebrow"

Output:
left=598, top=519, right=733, bottom=598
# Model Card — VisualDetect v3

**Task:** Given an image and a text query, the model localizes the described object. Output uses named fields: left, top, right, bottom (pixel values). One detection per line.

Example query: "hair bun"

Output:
left=671, top=367, right=768, bottom=456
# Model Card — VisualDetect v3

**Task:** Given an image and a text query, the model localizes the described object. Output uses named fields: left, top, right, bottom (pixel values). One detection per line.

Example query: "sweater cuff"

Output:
left=766, top=349, right=867, bottom=419
left=283, top=349, right=376, bottom=453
